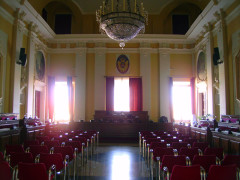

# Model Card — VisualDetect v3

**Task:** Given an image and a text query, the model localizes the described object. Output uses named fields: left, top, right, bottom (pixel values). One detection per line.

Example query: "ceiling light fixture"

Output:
left=96, top=0, right=148, bottom=48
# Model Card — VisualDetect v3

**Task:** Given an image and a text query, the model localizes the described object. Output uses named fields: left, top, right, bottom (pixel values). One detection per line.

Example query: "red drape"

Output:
left=169, top=77, right=173, bottom=122
left=190, top=77, right=195, bottom=114
left=67, top=76, right=73, bottom=122
left=48, top=76, right=55, bottom=121
left=106, top=77, right=114, bottom=111
left=129, top=78, right=142, bottom=111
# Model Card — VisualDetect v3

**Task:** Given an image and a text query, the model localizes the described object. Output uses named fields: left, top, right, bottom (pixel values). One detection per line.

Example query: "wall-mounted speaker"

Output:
left=17, top=48, right=27, bottom=66
left=213, top=47, right=223, bottom=65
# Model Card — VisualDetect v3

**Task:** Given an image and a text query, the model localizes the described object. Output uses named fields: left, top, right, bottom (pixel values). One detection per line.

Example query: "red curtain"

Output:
left=129, top=78, right=142, bottom=111
left=106, top=77, right=114, bottom=111
left=48, top=76, right=55, bottom=121
left=67, top=76, right=73, bottom=122
left=169, top=77, right=173, bottom=122
left=190, top=77, right=195, bottom=114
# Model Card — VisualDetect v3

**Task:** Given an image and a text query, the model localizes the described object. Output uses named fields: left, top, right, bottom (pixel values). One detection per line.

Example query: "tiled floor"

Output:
left=71, top=143, right=152, bottom=180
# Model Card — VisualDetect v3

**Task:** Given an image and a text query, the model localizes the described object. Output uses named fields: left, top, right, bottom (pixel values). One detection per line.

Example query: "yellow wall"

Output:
left=0, top=14, right=13, bottom=113
left=227, top=13, right=240, bottom=114
left=49, top=53, right=76, bottom=78
left=86, top=53, right=95, bottom=121
left=106, top=53, right=140, bottom=77
left=170, top=54, right=193, bottom=77
left=151, top=54, right=159, bottom=122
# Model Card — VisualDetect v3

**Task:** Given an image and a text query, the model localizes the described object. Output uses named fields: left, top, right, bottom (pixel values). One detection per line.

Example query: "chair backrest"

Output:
left=0, top=161, right=12, bottom=180
left=170, top=165, right=201, bottom=180
left=43, top=140, right=60, bottom=150
left=54, top=146, right=74, bottom=161
left=222, top=155, right=240, bottom=168
left=39, top=153, right=64, bottom=172
left=9, top=152, right=33, bottom=168
left=179, top=147, right=199, bottom=162
left=0, top=151, right=4, bottom=161
left=161, top=155, right=187, bottom=173
left=165, top=138, right=180, bottom=145
left=24, top=140, right=39, bottom=149
left=146, top=138, right=160, bottom=146
left=36, top=136, right=50, bottom=143
left=192, top=142, right=209, bottom=152
left=65, top=141, right=82, bottom=151
left=153, top=147, right=174, bottom=162
left=18, top=162, right=48, bottom=180
left=207, top=164, right=237, bottom=180
left=150, top=142, right=167, bottom=150
left=172, top=142, right=188, bottom=151
left=204, top=147, right=224, bottom=160
left=29, top=145, right=49, bottom=158
left=5, top=145, right=25, bottom=155
left=192, top=155, right=217, bottom=172
left=184, top=138, right=197, bottom=146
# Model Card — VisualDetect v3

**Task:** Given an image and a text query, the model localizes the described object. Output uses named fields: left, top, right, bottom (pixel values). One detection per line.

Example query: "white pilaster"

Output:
left=94, top=47, right=106, bottom=110
left=140, top=45, right=151, bottom=117
left=205, top=24, right=214, bottom=114
left=12, top=10, right=25, bottom=114
left=75, top=49, right=87, bottom=121
left=26, top=23, right=37, bottom=117
left=159, top=50, right=171, bottom=120
left=216, top=10, right=227, bottom=115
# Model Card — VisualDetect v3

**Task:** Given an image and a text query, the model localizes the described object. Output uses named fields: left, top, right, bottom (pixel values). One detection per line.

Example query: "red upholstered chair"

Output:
left=153, top=148, right=175, bottom=162
left=192, top=155, right=218, bottom=173
left=170, top=165, right=201, bottom=180
left=164, top=138, right=180, bottom=146
left=36, top=136, right=50, bottom=143
left=222, top=155, right=240, bottom=168
left=0, top=151, right=4, bottom=161
left=53, top=146, right=74, bottom=161
left=5, top=144, right=25, bottom=156
left=207, top=164, right=238, bottom=180
left=7, top=152, right=33, bottom=168
left=28, top=145, right=49, bottom=158
left=24, top=140, right=40, bottom=149
left=184, top=138, right=198, bottom=146
left=38, top=153, right=65, bottom=172
left=161, top=155, right=188, bottom=180
left=43, top=140, right=60, bottom=150
left=179, top=147, right=200, bottom=162
left=192, top=142, right=209, bottom=152
left=204, top=147, right=224, bottom=160
left=0, top=161, right=12, bottom=180
left=172, top=142, right=189, bottom=151
left=18, top=162, right=55, bottom=180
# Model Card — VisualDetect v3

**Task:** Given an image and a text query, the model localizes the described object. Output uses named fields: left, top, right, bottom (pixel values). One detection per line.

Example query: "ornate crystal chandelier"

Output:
left=96, top=0, right=148, bottom=48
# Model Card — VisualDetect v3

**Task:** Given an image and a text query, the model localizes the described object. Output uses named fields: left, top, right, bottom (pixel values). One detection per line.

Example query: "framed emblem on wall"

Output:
left=197, top=52, right=207, bottom=81
left=116, top=54, right=129, bottom=74
left=35, top=51, right=45, bottom=81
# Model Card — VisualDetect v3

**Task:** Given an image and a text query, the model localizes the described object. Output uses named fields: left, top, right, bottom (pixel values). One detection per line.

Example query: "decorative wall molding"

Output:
left=0, top=6, right=14, bottom=24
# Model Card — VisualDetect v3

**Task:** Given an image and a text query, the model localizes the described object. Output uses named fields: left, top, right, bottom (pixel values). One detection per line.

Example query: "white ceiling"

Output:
left=73, top=0, right=173, bottom=14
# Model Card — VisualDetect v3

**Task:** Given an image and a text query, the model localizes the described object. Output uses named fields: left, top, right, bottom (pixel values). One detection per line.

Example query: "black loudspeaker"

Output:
left=17, top=48, right=27, bottom=66
left=213, top=47, right=223, bottom=65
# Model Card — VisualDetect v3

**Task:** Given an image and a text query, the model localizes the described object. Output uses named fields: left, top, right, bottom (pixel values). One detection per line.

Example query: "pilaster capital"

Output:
left=76, top=48, right=87, bottom=56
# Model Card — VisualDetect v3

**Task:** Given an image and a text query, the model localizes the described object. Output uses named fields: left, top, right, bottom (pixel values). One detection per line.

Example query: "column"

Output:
left=12, top=9, right=25, bottom=114
left=26, top=23, right=37, bottom=117
left=215, top=10, right=227, bottom=115
left=140, top=44, right=151, bottom=117
left=159, top=50, right=171, bottom=120
left=74, top=48, right=87, bottom=121
left=94, top=45, right=106, bottom=110
left=204, top=23, right=214, bottom=114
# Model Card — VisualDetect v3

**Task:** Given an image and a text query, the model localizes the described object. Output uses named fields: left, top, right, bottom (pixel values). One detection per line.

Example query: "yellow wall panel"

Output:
left=106, top=53, right=140, bottom=77
left=151, top=53, right=159, bottom=122
left=49, top=54, right=76, bottom=78
left=86, top=53, right=95, bottom=121
left=170, top=54, right=193, bottom=77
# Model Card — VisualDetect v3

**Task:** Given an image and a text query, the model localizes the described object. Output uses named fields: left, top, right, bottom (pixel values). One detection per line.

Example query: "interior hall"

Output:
left=0, top=0, right=240, bottom=179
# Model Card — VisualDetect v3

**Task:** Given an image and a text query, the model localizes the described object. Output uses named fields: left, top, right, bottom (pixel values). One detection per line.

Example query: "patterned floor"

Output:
left=69, top=143, right=152, bottom=180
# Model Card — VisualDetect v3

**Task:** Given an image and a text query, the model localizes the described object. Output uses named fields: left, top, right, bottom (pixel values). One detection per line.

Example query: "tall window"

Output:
left=172, top=81, right=192, bottom=122
left=54, top=82, right=70, bottom=123
left=114, top=77, right=130, bottom=111
left=172, top=14, right=189, bottom=35
left=54, top=14, right=72, bottom=34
